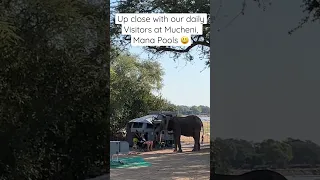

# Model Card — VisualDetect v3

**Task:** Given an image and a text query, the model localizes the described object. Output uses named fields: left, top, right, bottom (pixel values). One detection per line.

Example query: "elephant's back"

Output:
left=179, top=115, right=202, bottom=128
left=212, top=170, right=287, bottom=180
left=183, top=115, right=201, bottom=121
left=240, top=170, right=287, bottom=180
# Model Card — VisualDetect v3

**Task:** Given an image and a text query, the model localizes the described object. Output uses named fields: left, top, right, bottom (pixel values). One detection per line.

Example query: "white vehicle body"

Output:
left=126, top=111, right=177, bottom=146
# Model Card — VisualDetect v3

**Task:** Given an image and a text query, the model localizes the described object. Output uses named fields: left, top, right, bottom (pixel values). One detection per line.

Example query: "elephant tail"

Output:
left=201, top=121, right=204, bottom=144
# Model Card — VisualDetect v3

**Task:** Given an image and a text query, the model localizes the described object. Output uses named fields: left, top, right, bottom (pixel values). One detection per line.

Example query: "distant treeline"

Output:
left=176, top=105, right=210, bottom=116
left=211, top=138, right=320, bottom=174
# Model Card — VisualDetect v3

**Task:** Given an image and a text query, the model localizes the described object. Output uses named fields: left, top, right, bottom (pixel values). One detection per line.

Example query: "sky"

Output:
left=111, top=0, right=320, bottom=143
left=211, top=0, right=320, bottom=143
left=111, top=0, right=210, bottom=107
left=129, top=47, right=210, bottom=107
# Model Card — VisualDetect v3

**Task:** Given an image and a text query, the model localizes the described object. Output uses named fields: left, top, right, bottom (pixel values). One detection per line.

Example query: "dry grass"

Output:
left=180, top=121, right=210, bottom=144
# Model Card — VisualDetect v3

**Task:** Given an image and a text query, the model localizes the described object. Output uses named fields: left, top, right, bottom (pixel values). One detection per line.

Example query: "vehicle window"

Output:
left=133, top=122, right=143, bottom=128
left=146, top=124, right=153, bottom=129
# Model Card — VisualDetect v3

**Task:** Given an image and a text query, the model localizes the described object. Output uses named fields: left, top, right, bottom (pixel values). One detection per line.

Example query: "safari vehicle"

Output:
left=126, top=111, right=177, bottom=147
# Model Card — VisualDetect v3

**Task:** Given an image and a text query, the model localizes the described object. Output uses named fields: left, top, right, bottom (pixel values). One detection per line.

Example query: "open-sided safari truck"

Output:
left=126, top=111, right=177, bottom=148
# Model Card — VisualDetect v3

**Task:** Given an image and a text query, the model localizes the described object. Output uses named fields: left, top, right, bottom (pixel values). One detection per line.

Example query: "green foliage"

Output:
left=285, top=138, right=320, bottom=166
left=110, top=53, right=177, bottom=135
left=257, top=139, right=293, bottom=168
left=211, top=138, right=320, bottom=174
left=176, top=105, right=210, bottom=115
left=0, top=0, right=108, bottom=179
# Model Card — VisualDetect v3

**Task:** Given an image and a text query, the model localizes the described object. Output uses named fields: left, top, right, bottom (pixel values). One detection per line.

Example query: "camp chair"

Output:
left=137, top=140, right=147, bottom=151
left=132, top=138, right=146, bottom=151
left=157, top=141, right=165, bottom=149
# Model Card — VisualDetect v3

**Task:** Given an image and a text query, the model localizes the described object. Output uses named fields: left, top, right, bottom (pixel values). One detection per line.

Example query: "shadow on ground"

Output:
left=110, top=147, right=210, bottom=180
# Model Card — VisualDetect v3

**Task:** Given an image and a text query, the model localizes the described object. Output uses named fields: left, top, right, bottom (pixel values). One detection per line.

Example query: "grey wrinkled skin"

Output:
left=167, top=115, right=203, bottom=152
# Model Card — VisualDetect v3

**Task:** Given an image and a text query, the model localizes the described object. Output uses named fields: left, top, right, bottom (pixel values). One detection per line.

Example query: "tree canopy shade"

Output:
left=112, top=0, right=320, bottom=66
left=0, top=0, right=109, bottom=179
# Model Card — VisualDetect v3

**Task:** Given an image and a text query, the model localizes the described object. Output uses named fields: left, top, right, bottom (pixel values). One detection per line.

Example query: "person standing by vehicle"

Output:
left=143, top=132, right=153, bottom=151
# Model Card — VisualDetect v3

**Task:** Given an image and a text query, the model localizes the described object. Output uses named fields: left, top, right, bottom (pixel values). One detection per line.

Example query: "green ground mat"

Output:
left=110, top=156, right=151, bottom=169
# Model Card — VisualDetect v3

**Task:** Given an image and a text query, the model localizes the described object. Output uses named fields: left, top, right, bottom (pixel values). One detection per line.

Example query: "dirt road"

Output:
left=110, top=147, right=210, bottom=180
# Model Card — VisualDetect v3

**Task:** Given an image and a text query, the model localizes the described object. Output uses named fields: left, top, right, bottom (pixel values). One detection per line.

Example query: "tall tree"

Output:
left=0, top=0, right=109, bottom=179
left=254, top=139, right=293, bottom=168
left=110, top=53, right=176, bottom=134
left=286, top=138, right=320, bottom=166
left=190, top=105, right=201, bottom=115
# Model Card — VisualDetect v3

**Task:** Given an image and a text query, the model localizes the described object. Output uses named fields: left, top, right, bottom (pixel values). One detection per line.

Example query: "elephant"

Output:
left=211, top=170, right=288, bottom=180
left=211, top=163, right=288, bottom=180
left=166, top=115, right=204, bottom=152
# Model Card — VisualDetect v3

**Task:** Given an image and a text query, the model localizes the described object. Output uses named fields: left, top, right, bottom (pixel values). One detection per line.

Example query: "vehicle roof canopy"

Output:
left=128, top=114, right=157, bottom=124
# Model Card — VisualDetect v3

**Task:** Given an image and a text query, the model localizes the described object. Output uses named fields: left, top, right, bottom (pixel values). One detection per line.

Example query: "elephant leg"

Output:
left=173, top=131, right=182, bottom=152
left=177, top=136, right=182, bottom=152
left=192, top=141, right=196, bottom=151
left=173, top=134, right=178, bottom=152
left=193, top=130, right=201, bottom=151
left=173, top=140, right=177, bottom=152
left=192, top=136, right=197, bottom=151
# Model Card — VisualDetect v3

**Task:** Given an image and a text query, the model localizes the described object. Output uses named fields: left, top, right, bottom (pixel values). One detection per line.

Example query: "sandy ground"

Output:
left=180, top=134, right=210, bottom=144
left=89, top=122, right=210, bottom=180
left=110, top=146, right=210, bottom=180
